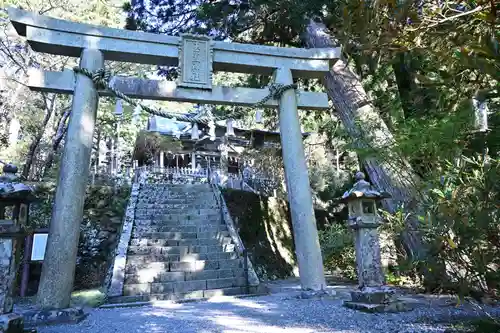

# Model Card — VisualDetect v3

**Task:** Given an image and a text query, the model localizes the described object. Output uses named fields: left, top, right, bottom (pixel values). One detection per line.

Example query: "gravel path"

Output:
left=37, top=292, right=499, bottom=333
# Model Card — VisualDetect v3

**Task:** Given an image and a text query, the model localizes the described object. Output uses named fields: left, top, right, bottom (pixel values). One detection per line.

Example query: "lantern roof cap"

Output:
left=0, top=163, right=36, bottom=203
left=340, top=172, right=391, bottom=203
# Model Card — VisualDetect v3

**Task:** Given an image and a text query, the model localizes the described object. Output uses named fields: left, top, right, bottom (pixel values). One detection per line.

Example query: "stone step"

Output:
left=129, top=236, right=233, bottom=247
left=135, top=208, right=220, bottom=216
left=138, top=194, right=214, bottom=200
left=134, top=214, right=223, bottom=226
left=137, top=193, right=215, bottom=203
left=124, top=268, right=246, bottom=284
left=137, top=195, right=215, bottom=199
left=107, top=286, right=250, bottom=304
left=133, top=231, right=230, bottom=240
left=126, top=252, right=238, bottom=265
left=134, top=221, right=224, bottom=229
left=141, top=183, right=212, bottom=191
left=127, top=244, right=236, bottom=255
left=133, top=207, right=219, bottom=215
left=133, top=214, right=221, bottom=222
left=141, top=183, right=212, bottom=192
left=123, top=277, right=247, bottom=296
left=133, top=225, right=227, bottom=234
left=150, top=192, right=215, bottom=198
left=131, top=231, right=197, bottom=240
left=137, top=199, right=217, bottom=206
left=135, top=203, right=218, bottom=210
left=125, top=258, right=244, bottom=274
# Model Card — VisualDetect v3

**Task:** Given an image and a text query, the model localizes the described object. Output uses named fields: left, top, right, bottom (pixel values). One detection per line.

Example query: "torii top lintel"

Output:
left=8, top=7, right=340, bottom=79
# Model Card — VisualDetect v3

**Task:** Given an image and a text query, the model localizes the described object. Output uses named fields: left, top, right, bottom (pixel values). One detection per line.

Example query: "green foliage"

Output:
left=1, top=0, right=134, bottom=180
left=83, top=184, right=131, bottom=227
left=468, top=319, right=500, bottom=333
left=70, top=288, right=107, bottom=308
left=418, top=155, right=500, bottom=299
left=450, top=318, right=500, bottom=333
left=29, top=183, right=130, bottom=229
left=318, top=223, right=356, bottom=280
left=222, top=188, right=336, bottom=280
left=221, top=188, right=297, bottom=281
left=133, top=130, right=183, bottom=165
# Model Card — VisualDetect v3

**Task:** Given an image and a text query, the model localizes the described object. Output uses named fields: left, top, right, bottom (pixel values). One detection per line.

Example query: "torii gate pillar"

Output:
left=275, top=67, right=326, bottom=291
left=8, top=7, right=340, bottom=306
left=37, top=49, right=104, bottom=309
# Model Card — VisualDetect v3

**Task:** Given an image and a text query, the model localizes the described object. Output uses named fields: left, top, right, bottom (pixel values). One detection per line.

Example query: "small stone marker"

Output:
left=340, top=172, right=410, bottom=313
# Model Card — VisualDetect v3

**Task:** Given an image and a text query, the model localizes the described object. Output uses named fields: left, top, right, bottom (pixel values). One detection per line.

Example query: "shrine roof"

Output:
left=146, top=115, right=311, bottom=138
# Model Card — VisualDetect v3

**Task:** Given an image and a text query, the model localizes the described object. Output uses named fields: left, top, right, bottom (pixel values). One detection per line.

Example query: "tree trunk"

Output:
left=392, top=52, right=416, bottom=118
left=22, top=94, right=57, bottom=179
left=303, top=19, right=425, bottom=261
left=42, top=107, right=71, bottom=178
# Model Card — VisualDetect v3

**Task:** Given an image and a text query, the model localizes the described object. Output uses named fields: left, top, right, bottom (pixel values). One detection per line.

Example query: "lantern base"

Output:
left=296, top=289, right=337, bottom=300
left=343, top=286, right=412, bottom=313
left=344, top=300, right=411, bottom=313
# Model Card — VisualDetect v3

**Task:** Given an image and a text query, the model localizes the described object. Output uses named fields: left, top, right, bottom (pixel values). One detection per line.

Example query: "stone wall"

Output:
left=73, top=217, right=124, bottom=290
left=22, top=183, right=130, bottom=295
left=221, top=189, right=332, bottom=281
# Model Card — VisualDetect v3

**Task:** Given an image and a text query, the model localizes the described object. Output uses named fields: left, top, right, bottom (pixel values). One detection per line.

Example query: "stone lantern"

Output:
left=340, top=172, right=408, bottom=313
left=0, top=163, right=36, bottom=332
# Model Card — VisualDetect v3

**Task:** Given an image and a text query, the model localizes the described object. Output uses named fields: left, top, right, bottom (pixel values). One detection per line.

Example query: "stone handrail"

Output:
left=106, top=182, right=141, bottom=296
left=208, top=177, right=260, bottom=287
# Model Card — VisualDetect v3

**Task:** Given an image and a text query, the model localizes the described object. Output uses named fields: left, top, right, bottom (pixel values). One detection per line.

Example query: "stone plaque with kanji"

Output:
left=178, top=34, right=213, bottom=90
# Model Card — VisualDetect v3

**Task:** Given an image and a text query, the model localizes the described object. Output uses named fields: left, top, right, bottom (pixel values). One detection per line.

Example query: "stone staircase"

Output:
left=109, top=183, right=251, bottom=303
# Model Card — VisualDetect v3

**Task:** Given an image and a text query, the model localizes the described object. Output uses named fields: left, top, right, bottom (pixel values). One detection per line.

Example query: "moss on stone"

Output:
left=221, top=188, right=332, bottom=281
left=22, top=183, right=131, bottom=293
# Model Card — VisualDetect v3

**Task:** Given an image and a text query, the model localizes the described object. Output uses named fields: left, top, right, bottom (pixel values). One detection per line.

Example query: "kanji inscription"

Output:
left=178, top=34, right=213, bottom=90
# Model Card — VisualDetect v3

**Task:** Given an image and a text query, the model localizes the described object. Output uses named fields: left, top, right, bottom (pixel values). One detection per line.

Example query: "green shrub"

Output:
left=318, top=223, right=357, bottom=280
left=417, top=155, right=499, bottom=298
left=29, top=182, right=130, bottom=229
left=70, top=288, right=107, bottom=308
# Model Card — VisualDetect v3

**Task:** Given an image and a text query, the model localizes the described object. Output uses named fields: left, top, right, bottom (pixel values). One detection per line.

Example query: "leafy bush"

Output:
left=70, top=288, right=107, bottom=308
left=29, top=182, right=130, bottom=229
left=26, top=182, right=131, bottom=291
left=419, top=155, right=500, bottom=299
left=318, top=223, right=356, bottom=280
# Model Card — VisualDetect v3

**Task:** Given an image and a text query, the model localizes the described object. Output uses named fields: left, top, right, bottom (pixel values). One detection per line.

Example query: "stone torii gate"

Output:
left=8, top=7, right=341, bottom=309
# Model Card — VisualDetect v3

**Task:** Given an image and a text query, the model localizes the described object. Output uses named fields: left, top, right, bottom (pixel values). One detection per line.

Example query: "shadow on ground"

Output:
left=35, top=289, right=500, bottom=333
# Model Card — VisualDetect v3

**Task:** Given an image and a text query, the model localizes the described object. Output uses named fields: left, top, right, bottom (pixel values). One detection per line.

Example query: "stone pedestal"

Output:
left=349, top=218, right=385, bottom=288
left=344, top=286, right=409, bottom=313
left=0, top=238, right=16, bottom=314
left=340, top=172, right=410, bottom=313
left=344, top=217, right=409, bottom=312
left=19, top=307, right=86, bottom=328
left=0, top=313, right=24, bottom=333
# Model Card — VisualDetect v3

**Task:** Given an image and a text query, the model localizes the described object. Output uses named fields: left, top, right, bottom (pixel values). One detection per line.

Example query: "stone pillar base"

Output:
left=19, top=307, right=86, bottom=328
left=343, top=287, right=412, bottom=313
left=297, top=289, right=337, bottom=300
left=0, top=313, right=24, bottom=333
